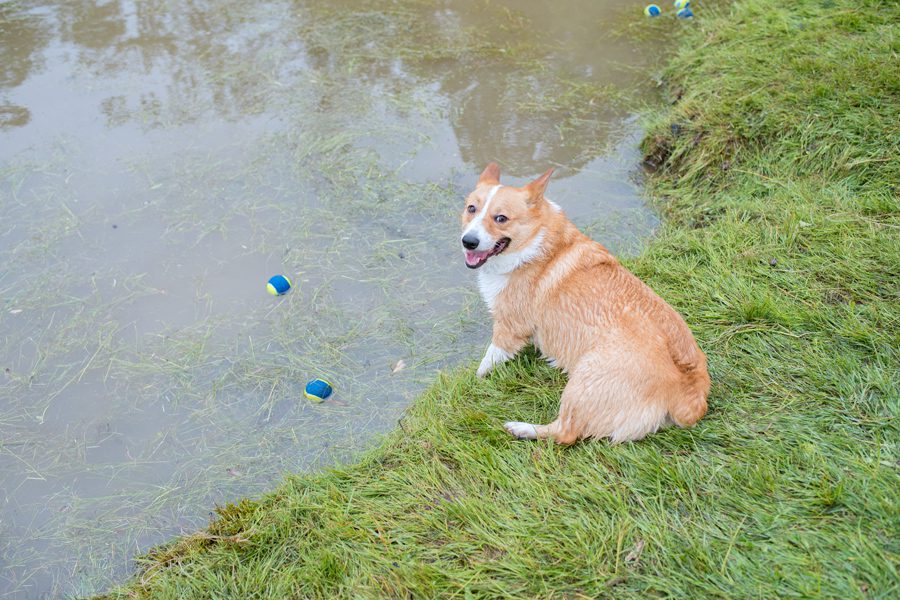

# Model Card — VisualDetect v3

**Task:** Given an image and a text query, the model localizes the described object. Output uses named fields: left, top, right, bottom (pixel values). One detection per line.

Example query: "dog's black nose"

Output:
left=461, top=234, right=480, bottom=250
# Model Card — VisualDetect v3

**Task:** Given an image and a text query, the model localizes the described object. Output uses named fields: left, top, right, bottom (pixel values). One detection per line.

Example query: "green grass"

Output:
left=100, top=0, right=898, bottom=597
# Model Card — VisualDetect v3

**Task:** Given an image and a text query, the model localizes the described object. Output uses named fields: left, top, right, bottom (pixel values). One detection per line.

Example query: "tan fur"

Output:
left=461, top=163, right=710, bottom=443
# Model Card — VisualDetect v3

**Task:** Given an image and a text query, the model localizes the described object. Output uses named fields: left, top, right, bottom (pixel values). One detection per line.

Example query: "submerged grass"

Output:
left=99, top=0, right=899, bottom=597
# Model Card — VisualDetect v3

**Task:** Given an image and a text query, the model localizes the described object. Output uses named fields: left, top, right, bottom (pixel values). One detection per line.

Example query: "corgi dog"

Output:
left=460, top=163, right=709, bottom=443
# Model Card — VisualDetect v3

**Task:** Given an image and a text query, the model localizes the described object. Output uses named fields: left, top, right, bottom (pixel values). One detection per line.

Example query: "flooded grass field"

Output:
left=1, top=0, right=667, bottom=596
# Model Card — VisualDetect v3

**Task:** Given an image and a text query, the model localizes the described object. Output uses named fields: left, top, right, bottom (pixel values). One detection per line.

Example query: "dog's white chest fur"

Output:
left=474, top=229, right=546, bottom=312
left=476, top=270, right=509, bottom=312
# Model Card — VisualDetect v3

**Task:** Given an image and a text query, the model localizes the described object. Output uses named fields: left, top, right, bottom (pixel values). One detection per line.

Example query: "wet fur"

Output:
left=461, top=163, right=710, bottom=443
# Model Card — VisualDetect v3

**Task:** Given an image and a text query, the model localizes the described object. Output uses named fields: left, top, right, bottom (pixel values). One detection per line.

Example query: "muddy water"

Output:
left=0, top=1, right=664, bottom=596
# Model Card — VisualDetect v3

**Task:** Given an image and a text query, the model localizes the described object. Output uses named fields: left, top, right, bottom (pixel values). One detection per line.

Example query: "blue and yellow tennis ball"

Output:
left=304, top=378, right=333, bottom=402
left=677, top=6, right=694, bottom=18
left=266, top=274, right=292, bottom=296
left=673, top=0, right=690, bottom=9
left=644, top=4, right=661, bottom=16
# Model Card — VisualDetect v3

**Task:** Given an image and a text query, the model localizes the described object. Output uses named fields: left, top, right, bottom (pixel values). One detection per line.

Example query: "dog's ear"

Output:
left=477, top=162, right=501, bottom=186
left=525, top=167, right=554, bottom=202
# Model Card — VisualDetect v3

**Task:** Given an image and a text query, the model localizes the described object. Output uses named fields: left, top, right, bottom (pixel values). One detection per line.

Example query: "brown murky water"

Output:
left=1, top=1, right=665, bottom=596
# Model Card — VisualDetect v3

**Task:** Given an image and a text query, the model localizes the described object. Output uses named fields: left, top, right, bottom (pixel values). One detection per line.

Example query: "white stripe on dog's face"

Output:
left=461, top=184, right=502, bottom=251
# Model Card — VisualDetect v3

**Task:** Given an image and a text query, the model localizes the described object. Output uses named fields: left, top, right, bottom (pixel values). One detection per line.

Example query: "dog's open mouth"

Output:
left=465, top=237, right=510, bottom=269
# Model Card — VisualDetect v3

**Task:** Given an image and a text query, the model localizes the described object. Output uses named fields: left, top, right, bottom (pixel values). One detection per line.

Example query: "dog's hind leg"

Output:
left=505, top=348, right=671, bottom=444
left=504, top=386, right=583, bottom=444
left=566, top=348, right=671, bottom=443
left=505, top=418, right=579, bottom=444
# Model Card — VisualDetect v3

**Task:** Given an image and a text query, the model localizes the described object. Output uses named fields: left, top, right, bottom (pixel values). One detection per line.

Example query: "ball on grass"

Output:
left=304, top=378, right=333, bottom=402
left=644, top=4, right=661, bottom=16
left=266, top=274, right=292, bottom=296
left=677, top=6, right=694, bottom=18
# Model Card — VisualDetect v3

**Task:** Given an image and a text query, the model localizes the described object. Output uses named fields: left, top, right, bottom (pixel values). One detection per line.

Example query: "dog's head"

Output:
left=459, top=163, right=554, bottom=269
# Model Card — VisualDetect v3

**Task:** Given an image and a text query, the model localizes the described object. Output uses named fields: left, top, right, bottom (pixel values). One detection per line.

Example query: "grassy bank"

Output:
left=101, top=0, right=898, bottom=597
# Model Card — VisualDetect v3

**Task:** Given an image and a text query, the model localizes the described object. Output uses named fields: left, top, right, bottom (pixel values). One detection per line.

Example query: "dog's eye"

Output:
left=494, top=215, right=508, bottom=224
left=467, top=205, right=477, bottom=214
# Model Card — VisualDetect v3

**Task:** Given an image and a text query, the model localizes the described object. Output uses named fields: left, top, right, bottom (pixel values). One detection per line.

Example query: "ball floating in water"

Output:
left=304, top=378, right=333, bottom=402
left=266, top=274, right=292, bottom=296
left=644, top=4, right=661, bottom=16
left=673, top=0, right=690, bottom=9
left=677, top=6, right=694, bottom=18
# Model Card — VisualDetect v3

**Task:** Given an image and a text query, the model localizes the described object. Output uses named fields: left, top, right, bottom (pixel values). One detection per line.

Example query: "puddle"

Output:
left=1, top=0, right=666, bottom=596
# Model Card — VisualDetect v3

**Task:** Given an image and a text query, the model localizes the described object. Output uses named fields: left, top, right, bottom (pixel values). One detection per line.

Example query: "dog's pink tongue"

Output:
left=465, top=250, right=489, bottom=266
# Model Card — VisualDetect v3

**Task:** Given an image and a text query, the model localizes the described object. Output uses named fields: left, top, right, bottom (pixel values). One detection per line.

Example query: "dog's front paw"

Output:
left=476, top=344, right=511, bottom=378
left=476, top=360, right=493, bottom=378
left=504, top=421, right=537, bottom=440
